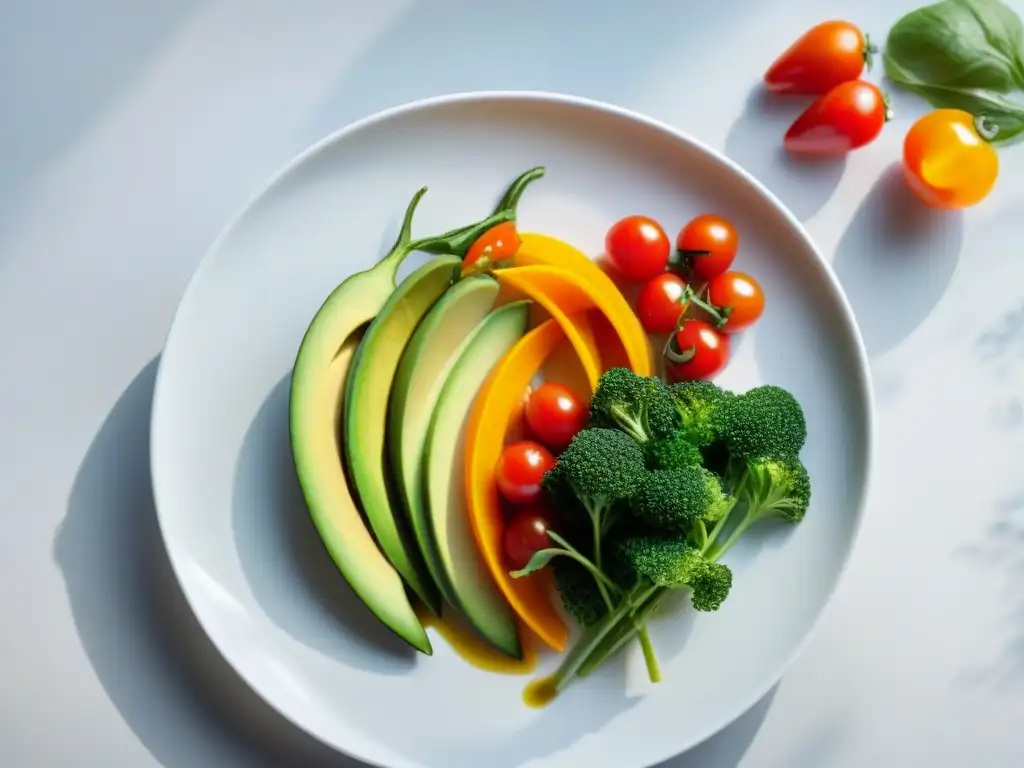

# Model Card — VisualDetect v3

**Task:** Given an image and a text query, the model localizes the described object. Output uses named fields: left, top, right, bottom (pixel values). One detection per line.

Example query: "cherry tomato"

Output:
left=707, top=271, right=765, bottom=333
left=636, top=273, right=689, bottom=334
left=676, top=214, right=738, bottom=281
left=464, top=221, right=522, bottom=269
left=784, top=80, right=891, bottom=156
left=765, top=20, right=875, bottom=95
left=605, top=215, right=671, bottom=282
left=525, top=383, right=588, bottom=450
left=902, top=109, right=999, bottom=210
left=504, top=506, right=558, bottom=571
left=495, top=441, right=556, bottom=504
left=665, top=320, right=730, bottom=381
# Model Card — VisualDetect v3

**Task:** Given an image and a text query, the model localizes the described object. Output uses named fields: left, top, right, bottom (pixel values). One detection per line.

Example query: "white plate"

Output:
left=150, top=92, right=873, bottom=768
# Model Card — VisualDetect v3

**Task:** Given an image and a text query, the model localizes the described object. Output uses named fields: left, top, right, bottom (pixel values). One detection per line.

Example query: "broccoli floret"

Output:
left=719, top=385, right=807, bottom=460
left=552, top=559, right=608, bottom=626
left=669, top=380, right=734, bottom=447
left=589, top=368, right=679, bottom=444
left=707, top=455, right=811, bottom=559
left=544, top=428, right=646, bottom=527
left=647, top=433, right=703, bottom=471
left=618, top=536, right=733, bottom=612
left=744, top=455, right=811, bottom=524
left=631, top=467, right=731, bottom=531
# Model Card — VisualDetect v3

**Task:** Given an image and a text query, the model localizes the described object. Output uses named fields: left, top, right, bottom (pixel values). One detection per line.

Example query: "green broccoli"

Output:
left=706, top=455, right=811, bottom=560
left=670, top=380, right=734, bottom=447
left=588, top=368, right=679, bottom=444
left=630, top=467, right=731, bottom=533
left=719, top=385, right=807, bottom=460
left=543, top=427, right=646, bottom=539
left=552, top=559, right=608, bottom=627
left=618, top=536, right=733, bottom=611
left=647, top=432, right=703, bottom=470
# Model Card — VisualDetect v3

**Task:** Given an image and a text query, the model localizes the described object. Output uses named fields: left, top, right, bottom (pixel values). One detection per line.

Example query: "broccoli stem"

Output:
left=610, top=404, right=649, bottom=444
left=635, top=618, right=662, bottom=683
left=703, top=472, right=747, bottom=552
left=576, top=585, right=662, bottom=678
left=545, top=530, right=621, bottom=596
left=546, top=595, right=642, bottom=691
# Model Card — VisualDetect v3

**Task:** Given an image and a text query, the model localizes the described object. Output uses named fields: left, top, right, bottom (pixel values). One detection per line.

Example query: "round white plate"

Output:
left=151, top=92, right=873, bottom=768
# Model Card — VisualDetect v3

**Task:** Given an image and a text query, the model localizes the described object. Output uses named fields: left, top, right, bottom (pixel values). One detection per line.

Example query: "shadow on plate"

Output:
left=55, top=358, right=356, bottom=767
left=232, top=374, right=417, bottom=674
left=723, top=87, right=846, bottom=223
left=832, top=163, right=964, bottom=360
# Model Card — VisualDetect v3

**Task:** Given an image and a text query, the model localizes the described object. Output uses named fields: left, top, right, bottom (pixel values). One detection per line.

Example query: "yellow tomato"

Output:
left=902, top=109, right=999, bottom=210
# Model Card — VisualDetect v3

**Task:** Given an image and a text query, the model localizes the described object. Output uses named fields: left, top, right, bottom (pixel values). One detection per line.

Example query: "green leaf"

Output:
left=886, top=51, right=1024, bottom=142
left=509, top=548, right=564, bottom=578
left=885, top=0, right=1024, bottom=93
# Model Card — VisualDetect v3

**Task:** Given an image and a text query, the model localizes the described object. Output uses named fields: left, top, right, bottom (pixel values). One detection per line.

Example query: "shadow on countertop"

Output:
left=832, top=163, right=964, bottom=360
left=723, top=87, right=846, bottom=223
left=55, top=358, right=356, bottom=767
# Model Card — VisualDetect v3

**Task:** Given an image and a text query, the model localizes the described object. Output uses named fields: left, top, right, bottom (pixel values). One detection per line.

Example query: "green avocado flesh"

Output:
left=344, top=256, right=463, bottom=615
left=424, top=300, right=531, bottom=658
left=388, top=275, right=500, bottom=595
left=289, top=264, right=431, bottom=655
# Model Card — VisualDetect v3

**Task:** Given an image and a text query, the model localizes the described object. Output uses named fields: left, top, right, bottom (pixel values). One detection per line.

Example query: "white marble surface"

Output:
left=1, top=1, right=1021, bottom=766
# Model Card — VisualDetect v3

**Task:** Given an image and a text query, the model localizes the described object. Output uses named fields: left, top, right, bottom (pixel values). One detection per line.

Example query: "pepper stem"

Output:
left=975, top=114, right=1000, bottom=142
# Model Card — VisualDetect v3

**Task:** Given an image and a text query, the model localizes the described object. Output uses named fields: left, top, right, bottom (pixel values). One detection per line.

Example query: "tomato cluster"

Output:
left=605, top=213, right=764, bottom=381
left=494, top=382, right=589, bottom=569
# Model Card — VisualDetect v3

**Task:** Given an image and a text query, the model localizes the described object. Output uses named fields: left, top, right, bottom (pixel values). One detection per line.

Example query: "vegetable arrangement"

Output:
left=290, top=164, right=814, bottom=708
left=764, top=0, right=1024, bottom=208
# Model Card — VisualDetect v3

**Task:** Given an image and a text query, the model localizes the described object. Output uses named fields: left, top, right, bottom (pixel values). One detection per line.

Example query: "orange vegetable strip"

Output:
left=465, top=319, right=571, bottom=652
left=514, top=233, right=653, bottom=376
left=494, top=267, right=603, bottom=393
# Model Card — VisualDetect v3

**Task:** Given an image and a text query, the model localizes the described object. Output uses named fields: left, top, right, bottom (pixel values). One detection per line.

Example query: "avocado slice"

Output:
left=423, top=300, right=531, bottom=657
left=388, top=274, right=500, bottom=593
left=344, top=256, right=463, bottom=615
left=289, top=191, right=433, bottom=654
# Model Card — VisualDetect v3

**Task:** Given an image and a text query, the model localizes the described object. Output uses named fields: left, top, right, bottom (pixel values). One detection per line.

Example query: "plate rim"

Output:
left=149, top=89, right=876, bottom=767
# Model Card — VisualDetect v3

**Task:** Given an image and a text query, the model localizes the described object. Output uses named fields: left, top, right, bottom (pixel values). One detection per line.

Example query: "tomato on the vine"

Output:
left=605, top=215, right=671, bottom=281
left=636, top=273, right=689, bottom=335
left=902, top=109, right=999, bottom=210
left=784, top=80, right=891, bottom=155
left=504, top=505, right=558, bottom=572
left=665, top=320, right=730, bottom=381
left=764, top=20, right=876, bottom=95
left=495, top=441, right=556, bottom=504
left=464, top=221, right=522, bottom=269
left=525, top=382, right=588, bottom=450
left=676, top=214, right=738, bottom=281
left=707, top=271, right=765, bottom=333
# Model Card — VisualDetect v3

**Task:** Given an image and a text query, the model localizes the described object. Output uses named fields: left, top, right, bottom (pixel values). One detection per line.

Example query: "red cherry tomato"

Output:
left=504, top=506, right=558, bottom=571
left=604, top=215, right=671, bottom=281
left=495, top=441, right=556, bottom=504
left=665, top=320, right=730, bottom=381
left=707, top=271, right=765, bottom=333
left=464, top=221, right=522, bottom=269
left=675, top=214, right=738, bottom=281
left=764, top=20, right=875, bottom=95
left=525, top=383, right=588, bottom=450
left=784, top=80, right=891, bottom=155
left=637, top=273, right=689, bottom=334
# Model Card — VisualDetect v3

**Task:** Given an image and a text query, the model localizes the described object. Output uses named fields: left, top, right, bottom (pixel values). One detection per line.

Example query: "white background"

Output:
left=1, top=1, right=1021, bottom=766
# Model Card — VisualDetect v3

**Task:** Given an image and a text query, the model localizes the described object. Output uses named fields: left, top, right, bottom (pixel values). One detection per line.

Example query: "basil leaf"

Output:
left=509, top=548, right=564, bottom=578
left=886, top=53, right=1024, bottom=142
left=886, top=0, right=1024, bottom=93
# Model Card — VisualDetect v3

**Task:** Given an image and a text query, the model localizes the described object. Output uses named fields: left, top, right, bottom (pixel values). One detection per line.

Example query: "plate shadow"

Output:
left=56, top=358, right=356, bottom=767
